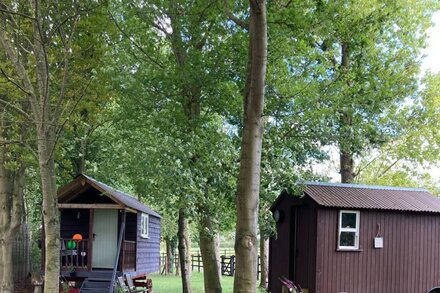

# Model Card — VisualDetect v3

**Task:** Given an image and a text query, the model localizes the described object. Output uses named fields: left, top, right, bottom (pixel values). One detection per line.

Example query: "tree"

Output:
left=228, top=0, right=267, bottom=292
left=104, top=1, right=245, bottom=291
left=355, top=73, right=440, bottom=192
left=0, top=1, right=109, bottom=291
left=274, top=0, right=437, bottom=183
left=319, top=0, right=437, bottom=183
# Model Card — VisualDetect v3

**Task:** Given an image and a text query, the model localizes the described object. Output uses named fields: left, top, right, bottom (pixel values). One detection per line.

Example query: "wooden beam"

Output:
left=125, top=207, right=138, bottom=214
left=58, top=203, right=123, bottom=209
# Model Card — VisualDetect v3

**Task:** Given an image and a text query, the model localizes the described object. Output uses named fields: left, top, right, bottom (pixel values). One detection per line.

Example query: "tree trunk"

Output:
left=1, top=239, right=14, bottom=293
left=165, top=238, right=171, bottom=274
left=0, top=116, right=26, bottom=293
left=165, top=237, right=177, bottom=275
left=178, top=208, right=192, bottom=293
left=340, top=150, right=355, bottom=183
left=339, top=42, right=355, bottom=183
left=199, top=215, right=222, bottom=293
left=259, top=236, right=269, bottom=289
left=0, top=245, right=2, bottom=291
left=37, top=131, right=60, bottom=293
left=233, top=1, right=267, bottom=293
left=0, top=163, right=13, bottom=293
left=0, top=161, right=25, bottom=293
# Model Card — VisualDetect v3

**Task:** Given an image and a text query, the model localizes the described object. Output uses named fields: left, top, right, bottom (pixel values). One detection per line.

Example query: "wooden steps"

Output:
left=80, top=277, right=111, bottom=293
left=77, top=271, right=122, bottom=293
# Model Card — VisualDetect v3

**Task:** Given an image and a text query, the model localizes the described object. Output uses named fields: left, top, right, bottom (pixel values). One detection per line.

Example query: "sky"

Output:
left=421, top=11, right=440, bottom=74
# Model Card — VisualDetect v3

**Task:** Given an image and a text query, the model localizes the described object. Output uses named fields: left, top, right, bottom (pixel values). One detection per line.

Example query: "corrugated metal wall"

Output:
left=316, top=208, right=440, bottom=293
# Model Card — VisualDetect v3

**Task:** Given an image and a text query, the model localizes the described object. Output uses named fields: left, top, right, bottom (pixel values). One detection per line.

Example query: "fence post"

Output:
left=230, top=255, right=235, bottom=276
left=257, top=255, right=260, bottom=280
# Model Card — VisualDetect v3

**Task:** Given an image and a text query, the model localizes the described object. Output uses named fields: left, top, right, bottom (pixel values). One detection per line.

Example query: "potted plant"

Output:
left=68, top=264, right=77, bottom=278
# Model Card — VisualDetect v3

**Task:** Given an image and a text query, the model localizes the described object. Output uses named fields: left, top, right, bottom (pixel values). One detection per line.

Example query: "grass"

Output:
left=151, top=272, right=234, bottom=293
left=150, top=273, right=267, bottom=293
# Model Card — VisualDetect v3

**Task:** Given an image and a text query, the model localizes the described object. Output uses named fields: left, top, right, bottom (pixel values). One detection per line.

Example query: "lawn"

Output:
left=150, top=272, right=234, bottom=293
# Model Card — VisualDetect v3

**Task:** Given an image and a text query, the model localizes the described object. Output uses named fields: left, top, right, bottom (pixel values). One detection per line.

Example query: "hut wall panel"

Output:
left=315, top=208, right=440, bottom=293
left=70, top=188, right=115, bottom=204
left=269, top=198, right=295, bottom=293
left=269, top=196, right=308, bottom=293
left=60, top=209, right=90, bottom=239
left=294, top=200, right=318, bottom=293
left=135, top=213, right=161, bottom=274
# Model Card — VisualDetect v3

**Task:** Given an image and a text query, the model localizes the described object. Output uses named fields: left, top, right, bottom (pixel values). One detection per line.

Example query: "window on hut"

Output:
left=141, top=213, right=149, bottom=238
left=338, top=210, right=360, bottom=250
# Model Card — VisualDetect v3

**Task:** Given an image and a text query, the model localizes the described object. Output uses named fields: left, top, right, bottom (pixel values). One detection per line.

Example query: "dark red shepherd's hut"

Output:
left=269, top=182, right=440, bottom=293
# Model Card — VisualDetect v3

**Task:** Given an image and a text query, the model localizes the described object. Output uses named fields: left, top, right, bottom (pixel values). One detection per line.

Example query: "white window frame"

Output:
left=141, top=213, right=149, bottom=238
left=338, top=210, right=360, bottom=250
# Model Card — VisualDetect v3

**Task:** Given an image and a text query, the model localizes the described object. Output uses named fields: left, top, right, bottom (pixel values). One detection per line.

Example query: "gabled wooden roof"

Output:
left=58, top=174, right=161, bottom=218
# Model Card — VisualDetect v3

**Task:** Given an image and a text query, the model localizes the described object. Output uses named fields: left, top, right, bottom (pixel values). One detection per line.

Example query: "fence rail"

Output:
left=159, top=250, right=261, bottom=278
left=191, top=254, right=203, bottom=272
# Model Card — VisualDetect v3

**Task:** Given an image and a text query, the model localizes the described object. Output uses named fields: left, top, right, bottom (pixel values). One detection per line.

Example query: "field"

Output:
left=150, top=272, right=234, bottom=293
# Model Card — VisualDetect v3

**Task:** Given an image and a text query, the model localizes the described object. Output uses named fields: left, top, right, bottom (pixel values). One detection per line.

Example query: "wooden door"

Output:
left=289, top=207, right=297, bottom=281
left=92, top=209, right=118, bottom=268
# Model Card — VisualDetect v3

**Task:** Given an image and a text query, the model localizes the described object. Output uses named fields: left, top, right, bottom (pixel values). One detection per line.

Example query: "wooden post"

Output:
left=120, top=210, right=126, bottom=271
left=109, top=210, right=126, bottom=293
left=87, top=209, right=93, bottom=271
left=230, top=255, right=235, bottom=276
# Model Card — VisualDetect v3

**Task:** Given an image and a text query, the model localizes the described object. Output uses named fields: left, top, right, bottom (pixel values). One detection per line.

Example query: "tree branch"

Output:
left=0, top=98, right=33, bottom=121
left=0, top=22, right=40, bottom=121
left=0, top=68, right=33, bottom=96
left=377, top=158, right=401, bottom=178
left=49, top=77, right=93, bottom=161
left=109, top=13, right=165, bottom=69
left=31, top=0, right=50, bottom=124
left=223, top=0, right=249, bottom=30
left=0, top=7, right=36, bottom=21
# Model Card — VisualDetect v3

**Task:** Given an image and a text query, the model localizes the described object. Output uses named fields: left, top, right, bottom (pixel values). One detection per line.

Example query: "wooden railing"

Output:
left=60, top=238, right=89, bottom=270
left=122, top=240, right=136, bottom=271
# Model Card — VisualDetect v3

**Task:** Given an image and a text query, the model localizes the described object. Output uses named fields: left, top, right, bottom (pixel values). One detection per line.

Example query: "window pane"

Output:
left=340, top=232, right=356, bottom=247
left=341, top=213, right=357, bottom=228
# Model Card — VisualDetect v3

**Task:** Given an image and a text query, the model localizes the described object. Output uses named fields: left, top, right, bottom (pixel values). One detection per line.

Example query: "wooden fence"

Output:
left=159, top=251, right=261, bottom=278
left=12, top=224, right=30, bottom=281
left=159, top=252, right=179, bottom=275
